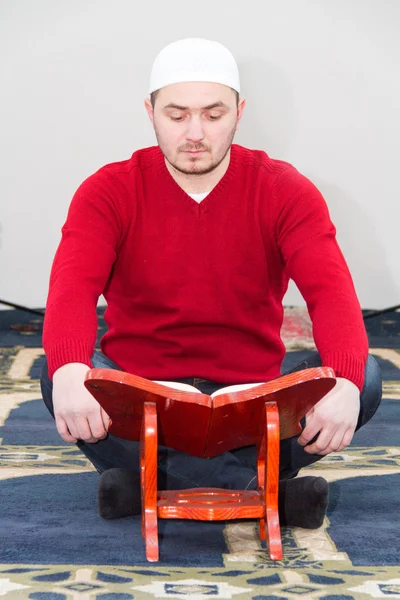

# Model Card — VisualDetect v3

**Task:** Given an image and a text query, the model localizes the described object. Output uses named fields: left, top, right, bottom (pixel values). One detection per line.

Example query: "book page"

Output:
left=153, top=380, right=201, bottom=394
left=211, top=382, right=263, bottom=398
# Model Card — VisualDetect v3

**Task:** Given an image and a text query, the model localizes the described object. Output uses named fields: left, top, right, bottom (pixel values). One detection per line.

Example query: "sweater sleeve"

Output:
left=273, top=167, right=368, bottom=391
left=43, top=170, right=125, bottom=380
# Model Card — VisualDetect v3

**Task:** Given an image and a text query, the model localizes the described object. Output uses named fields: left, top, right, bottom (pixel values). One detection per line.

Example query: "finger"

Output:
left=82, top=410, right=109, bottom=442
left=100, top=408, right=111, bottom=432
left=89, top=412, right=108, bottom=441
left=315, top=429, right=346, bottom=456
left=304, top=426, right=336, bottom=455
left=329, top=429, right=346, bottom=453
left=298, top=419, right=322, bottom=447
left=336, top=427, right=356, bottom=452
left=75, top=416, right=99, bottom=443
left=65, top=418, right=80, bottom=442
left=55, top=416, right=77, bottom=443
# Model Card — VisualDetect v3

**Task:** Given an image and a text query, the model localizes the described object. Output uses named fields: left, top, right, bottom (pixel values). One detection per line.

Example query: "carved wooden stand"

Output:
left=85, top=367, right=336, bottom=562
left=140, top=400, right=281, bottom=562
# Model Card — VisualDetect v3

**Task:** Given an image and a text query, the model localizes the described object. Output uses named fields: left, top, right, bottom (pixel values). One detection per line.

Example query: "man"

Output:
left=41, top=38, right=382, bottom=529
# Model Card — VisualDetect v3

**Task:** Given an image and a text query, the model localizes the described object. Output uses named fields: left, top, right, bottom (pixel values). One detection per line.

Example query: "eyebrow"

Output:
left=163, top=101, right=229, bottom=111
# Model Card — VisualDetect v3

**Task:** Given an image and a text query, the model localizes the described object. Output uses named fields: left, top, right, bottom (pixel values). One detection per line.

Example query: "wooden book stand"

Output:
left=85, top=367, right=335, bottom=562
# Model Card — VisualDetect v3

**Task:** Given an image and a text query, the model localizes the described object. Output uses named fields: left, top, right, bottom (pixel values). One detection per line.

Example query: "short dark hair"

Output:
left=150, top=88, right=240, bottom=109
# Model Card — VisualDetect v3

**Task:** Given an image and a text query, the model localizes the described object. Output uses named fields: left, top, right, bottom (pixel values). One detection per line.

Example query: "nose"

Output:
left=185, top=116, right=205, bottom=143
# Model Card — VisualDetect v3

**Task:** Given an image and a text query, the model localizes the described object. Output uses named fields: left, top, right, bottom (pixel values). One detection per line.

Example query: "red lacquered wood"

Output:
left=264, top=402, right=282, bottom=561
left=256, top=427, right=266, bottom=541
left=157, top=488, right=264, bottom=520
left=141, top=403, right=159, bottom=562
left=207, top=368, right=336, bottom=456
left=85, top=367, right=336, bottom=458
left=84, top=368, right=337, bottom=562
left=85, top=371, right=211, bottom=456
left=140, top=418, right=145, bottom=540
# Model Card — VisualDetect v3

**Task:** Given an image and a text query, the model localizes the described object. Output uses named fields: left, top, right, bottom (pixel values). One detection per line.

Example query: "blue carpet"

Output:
left=0, top=310, right=399, bottom=599
left=0, top=472, right=227, bottom=566
left=327, top=473, right=400, bottom=566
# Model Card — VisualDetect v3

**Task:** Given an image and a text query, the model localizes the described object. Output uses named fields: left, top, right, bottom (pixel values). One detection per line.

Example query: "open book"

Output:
left=85, top=367, right=336, bottom=458
left=154, top=379, right=263, bottom=397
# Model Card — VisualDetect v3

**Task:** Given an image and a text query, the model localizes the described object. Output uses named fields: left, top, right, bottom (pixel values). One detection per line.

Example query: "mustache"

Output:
left=179, top=144, right=210, bottom=152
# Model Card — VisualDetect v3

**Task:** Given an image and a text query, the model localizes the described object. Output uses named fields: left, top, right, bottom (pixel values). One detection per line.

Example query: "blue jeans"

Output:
left=40, top=351, right=382, bottom=489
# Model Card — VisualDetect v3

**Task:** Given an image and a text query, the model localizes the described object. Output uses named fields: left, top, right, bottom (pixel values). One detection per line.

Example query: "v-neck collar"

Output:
left=153, top=145, right=239, bottom=214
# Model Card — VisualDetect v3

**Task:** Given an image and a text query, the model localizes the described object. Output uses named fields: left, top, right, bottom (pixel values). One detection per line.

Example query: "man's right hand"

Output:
left=52, top=363, right=111, bottom=443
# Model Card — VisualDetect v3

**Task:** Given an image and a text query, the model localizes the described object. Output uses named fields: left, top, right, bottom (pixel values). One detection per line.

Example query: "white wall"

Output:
left=1, top=0, right=399, bottom=310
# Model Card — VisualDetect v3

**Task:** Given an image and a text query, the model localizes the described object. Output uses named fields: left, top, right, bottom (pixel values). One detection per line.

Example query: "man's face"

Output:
left=145, top=82, right=245, bottom=176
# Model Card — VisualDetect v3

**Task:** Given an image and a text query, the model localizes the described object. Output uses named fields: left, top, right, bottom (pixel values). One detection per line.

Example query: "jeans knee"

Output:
left=91, top=350, right=121, bottom=370
left=358, top=354, right=383, bottom=428
left=40, top=356, right=55, bottom=418
left=364, top=355, right=383, bottom=400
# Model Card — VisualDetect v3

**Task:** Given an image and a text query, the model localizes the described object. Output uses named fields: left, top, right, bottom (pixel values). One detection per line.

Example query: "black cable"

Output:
left=362, top=304, right=400, bottom=320
left=0, top=299, right=45, bottom=316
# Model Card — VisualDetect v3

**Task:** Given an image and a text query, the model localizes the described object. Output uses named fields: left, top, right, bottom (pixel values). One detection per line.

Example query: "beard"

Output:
left=154, top=123, right=237, bottom=176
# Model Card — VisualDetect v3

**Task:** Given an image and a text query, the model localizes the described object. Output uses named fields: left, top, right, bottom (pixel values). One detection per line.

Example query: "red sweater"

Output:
left=43, top=144, right=368, bottom=390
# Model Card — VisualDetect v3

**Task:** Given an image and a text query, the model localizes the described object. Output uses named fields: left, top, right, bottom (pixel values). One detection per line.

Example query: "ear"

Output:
left=144, top=98, right=154, bottom=125
left=235, top=97, right=246, bottom=130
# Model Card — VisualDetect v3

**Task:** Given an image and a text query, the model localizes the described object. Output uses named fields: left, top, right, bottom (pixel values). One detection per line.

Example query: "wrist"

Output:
left=53, top=362, right=91, bottom=382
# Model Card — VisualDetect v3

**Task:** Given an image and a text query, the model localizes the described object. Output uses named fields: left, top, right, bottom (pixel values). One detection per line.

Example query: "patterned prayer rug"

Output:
left=0, top=308, right=399, bottom=599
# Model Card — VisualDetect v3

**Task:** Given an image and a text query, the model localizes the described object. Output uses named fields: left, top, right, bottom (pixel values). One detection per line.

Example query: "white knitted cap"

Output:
left=149, top=38, right=240, bottom=95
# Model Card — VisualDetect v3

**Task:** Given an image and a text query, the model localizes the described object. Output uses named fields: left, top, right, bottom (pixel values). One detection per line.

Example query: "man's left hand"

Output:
left=297, top=377, right=360, bottom=455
